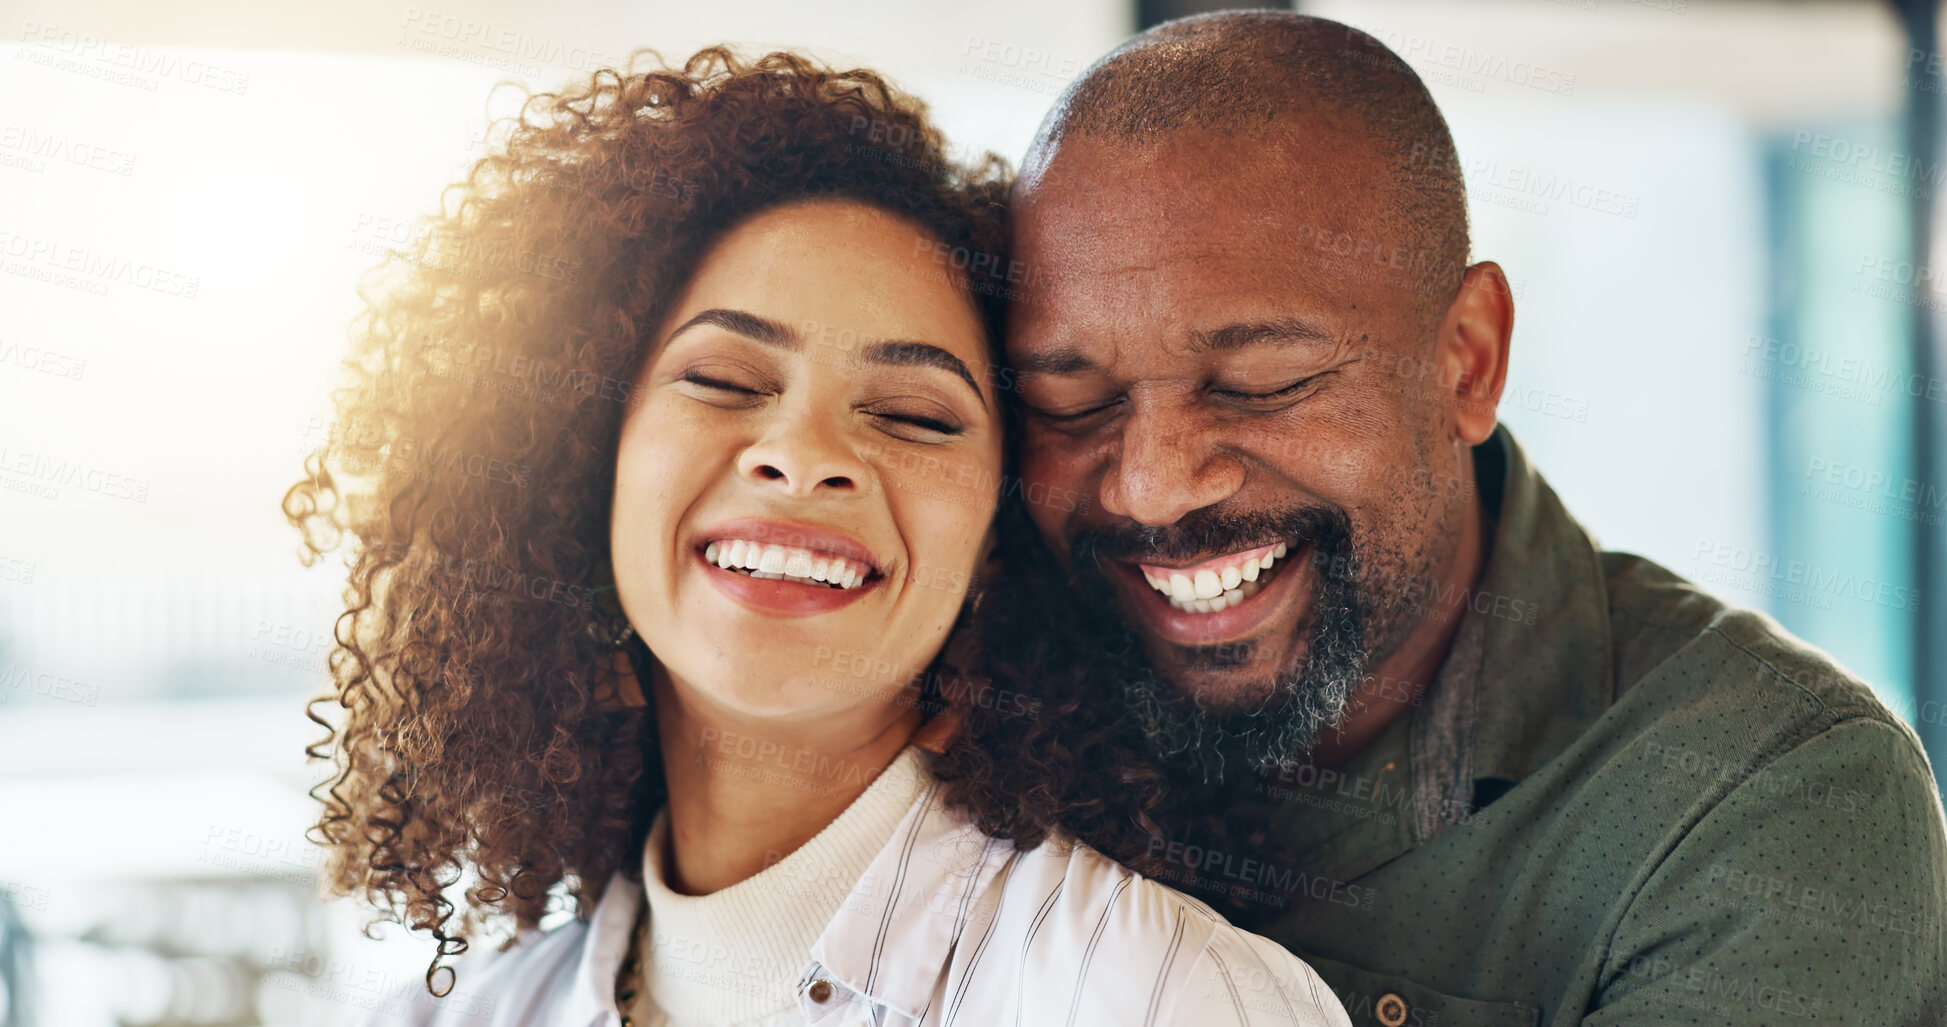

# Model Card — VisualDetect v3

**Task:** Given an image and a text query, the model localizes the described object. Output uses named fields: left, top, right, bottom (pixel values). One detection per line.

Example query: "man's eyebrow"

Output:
left=1187, top=317, right=1337, bottom=353
left=666, top=308, right=800, bottom=348
left=864, top=341, right=987, bottom=406
left=1010, top=347, right=1097, bottom=375
left=1011, top=319, right=1335, bottom=373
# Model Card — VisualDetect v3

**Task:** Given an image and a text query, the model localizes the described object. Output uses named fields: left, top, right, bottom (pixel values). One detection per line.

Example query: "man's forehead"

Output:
left=1016, top=116, right=1383, bottom=220
left=1007, top=127, right=1432, bottom=354
left=1011, top=131, right=1395, bottom=296
left=1004, top=211, right=1378, bottom=353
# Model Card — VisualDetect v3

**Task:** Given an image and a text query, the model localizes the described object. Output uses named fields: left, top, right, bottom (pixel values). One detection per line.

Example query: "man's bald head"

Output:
left=1021, top=10, right=1470, bottom=316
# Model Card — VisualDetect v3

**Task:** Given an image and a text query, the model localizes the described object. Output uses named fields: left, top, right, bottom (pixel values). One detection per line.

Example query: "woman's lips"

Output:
left=1112, top=541, right=1313, bottom=647
left=698, top=547, right=878, bottom=617
left=692, top=517, right=883, bottom=618
left=699, top=517, right=882, bottom=574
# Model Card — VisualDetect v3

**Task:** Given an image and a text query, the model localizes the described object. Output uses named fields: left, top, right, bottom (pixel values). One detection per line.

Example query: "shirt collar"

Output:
left=564, top=785, right=1013, bottom=1026
left=1464, top=424, right=1616, bottom=785
left=559, top=870, right=641, bottom=1027
left=808, top=781, right=1015, bottom=1021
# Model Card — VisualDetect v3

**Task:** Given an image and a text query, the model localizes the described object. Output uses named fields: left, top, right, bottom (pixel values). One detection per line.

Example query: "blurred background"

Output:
left=2, top=0, right=1943, bottom=1023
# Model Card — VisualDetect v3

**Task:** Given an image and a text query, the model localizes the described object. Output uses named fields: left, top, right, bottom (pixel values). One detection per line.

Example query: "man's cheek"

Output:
left=1017, top=437, right=1087, bottom=533
left=1030, top=503, right=1079, bottom=565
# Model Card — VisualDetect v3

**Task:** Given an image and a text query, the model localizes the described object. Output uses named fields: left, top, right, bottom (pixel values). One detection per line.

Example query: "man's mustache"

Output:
left=1071, top=505, right=1355, bottom=572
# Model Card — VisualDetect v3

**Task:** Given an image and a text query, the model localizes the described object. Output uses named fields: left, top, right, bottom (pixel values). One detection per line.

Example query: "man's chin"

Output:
left=1144, top=636, right=1310, bottom=714
left=1123, top=614, right=1365, bottom=778
left=1063, top=503, right=1368, bottom=776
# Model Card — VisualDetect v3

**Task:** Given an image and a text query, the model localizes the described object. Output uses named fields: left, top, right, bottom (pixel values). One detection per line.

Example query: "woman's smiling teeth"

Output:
left=704, top=539, right=871, bottom=589
left=1139, top=541, right=1289, bottom=614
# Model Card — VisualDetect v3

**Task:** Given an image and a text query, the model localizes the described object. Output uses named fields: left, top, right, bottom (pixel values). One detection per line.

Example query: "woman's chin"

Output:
left=674, top=666, right=916, bottom=726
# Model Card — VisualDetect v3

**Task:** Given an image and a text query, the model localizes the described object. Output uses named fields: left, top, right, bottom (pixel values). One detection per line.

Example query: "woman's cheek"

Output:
left=612, top=404, right=708, bottom=608
left=902, top=494, right=994, bottom=618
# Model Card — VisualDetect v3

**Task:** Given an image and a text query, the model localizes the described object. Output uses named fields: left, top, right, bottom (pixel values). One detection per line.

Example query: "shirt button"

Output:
left=1376, top=992, right=1409, bottom=1027
left=807, top=978, right=835, bottom=1003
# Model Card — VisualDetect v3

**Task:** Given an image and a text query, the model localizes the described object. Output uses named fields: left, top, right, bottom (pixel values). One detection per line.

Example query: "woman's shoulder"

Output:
left=996, top=831, right=1239, bottom=945
left=360, top=877, right=634, bottom=1027
left=354, top=926, right=582, bottom=1026
left=985, top=834, right=1351, bottom=1026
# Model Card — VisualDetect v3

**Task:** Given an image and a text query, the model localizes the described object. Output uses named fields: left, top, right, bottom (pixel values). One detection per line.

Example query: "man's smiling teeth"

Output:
left=1140, top=541, right=1290, bottom=614
left=703, top=540, right=870, bottom=589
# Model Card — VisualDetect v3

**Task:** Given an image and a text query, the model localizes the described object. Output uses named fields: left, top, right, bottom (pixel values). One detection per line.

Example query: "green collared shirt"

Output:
left=1262, top=426, right=1947, bottom=1026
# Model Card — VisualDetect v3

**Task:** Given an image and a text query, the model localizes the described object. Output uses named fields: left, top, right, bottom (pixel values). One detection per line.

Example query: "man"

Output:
left=1005, top=11, right=1947, bottom=1025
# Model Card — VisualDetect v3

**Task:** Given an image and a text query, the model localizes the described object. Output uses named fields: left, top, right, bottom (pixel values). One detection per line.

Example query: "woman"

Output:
left=286, top=46, right=1350, bottom=1027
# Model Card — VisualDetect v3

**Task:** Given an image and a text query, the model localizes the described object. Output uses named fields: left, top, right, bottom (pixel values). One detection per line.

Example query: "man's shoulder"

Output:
left=1577, top=558, right=1947, bottom=1023
left=1596, top=549, right=1927, bottom=764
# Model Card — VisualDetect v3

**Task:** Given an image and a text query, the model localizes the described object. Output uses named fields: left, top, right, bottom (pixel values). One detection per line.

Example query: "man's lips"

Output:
left=1109, top=541, right=1312, bottom=647
left=1136, top=542, right=1285, bottom=612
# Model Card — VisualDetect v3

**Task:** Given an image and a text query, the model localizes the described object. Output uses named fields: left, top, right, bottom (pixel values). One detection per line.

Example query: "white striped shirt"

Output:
left=367, top=779, right=1352, bottom=1027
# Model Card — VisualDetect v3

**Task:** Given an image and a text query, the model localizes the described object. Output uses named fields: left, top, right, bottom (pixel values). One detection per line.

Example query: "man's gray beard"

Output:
left=1121, top=601, right=1365, bottom=782
left=1072, top=511, right=1370, bottom=783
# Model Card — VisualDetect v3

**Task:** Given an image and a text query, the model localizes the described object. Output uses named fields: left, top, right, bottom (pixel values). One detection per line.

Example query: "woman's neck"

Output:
left=651, top=675, right=922, bottom=895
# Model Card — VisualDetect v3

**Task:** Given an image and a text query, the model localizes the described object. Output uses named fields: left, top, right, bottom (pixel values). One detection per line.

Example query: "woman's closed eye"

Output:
left=682, top=370, right=760, bottom=394
left=678, top=369, right=774, bottom=408
left=867, top=402, right=965, bottom=440
left=681, top=370, right=966, bottom=440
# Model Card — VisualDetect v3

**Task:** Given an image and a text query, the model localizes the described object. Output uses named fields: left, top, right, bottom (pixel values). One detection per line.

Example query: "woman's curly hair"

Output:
left=286, top=44, right=1261, bottom=996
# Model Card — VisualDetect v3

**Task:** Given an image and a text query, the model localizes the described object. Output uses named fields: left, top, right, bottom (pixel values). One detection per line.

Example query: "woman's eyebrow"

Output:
left=666, top=308, right=800, bottom=348
left=864, top=340, right=987, bottom=407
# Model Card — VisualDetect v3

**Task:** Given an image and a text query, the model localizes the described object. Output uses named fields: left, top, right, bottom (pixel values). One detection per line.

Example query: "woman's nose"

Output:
left=736, top=408, right=871, bottom=496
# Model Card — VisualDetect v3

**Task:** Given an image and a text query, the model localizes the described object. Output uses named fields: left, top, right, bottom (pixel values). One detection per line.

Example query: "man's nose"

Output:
left=1098, top=410, right=1244, bottom=526
left=737, top=407, right=871, bottom=497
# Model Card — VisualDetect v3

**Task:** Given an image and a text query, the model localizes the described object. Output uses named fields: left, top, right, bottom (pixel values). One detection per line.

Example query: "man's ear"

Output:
left=1438, top=261, right=1515, bottom=445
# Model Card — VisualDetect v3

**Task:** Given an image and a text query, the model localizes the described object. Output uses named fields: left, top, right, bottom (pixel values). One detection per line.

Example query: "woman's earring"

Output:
left=593, top=644, right=649, bottom=711
left=589, top=564, right=649, bottom=711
